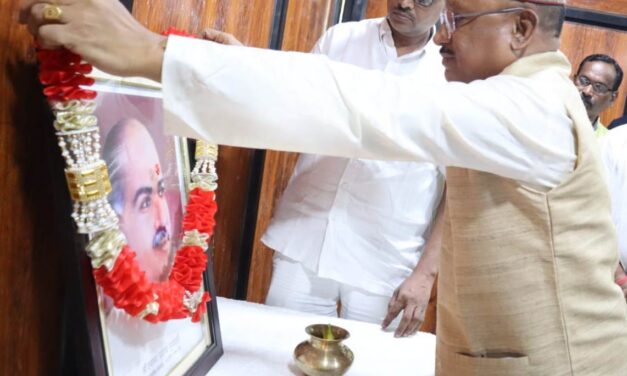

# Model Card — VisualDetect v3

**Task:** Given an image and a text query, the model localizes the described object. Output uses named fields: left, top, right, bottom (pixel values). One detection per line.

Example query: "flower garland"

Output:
left=37, top=30, right=218, bottom=323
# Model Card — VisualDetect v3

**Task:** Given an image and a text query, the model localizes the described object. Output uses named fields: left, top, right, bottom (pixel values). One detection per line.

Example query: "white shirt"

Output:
left=600, top=127, right=627, bottom=266
left=260, top=18, right=446, bottom=296
left=162, top=38, right=577, bottom=191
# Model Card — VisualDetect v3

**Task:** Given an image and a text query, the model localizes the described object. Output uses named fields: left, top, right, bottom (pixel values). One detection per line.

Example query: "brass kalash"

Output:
left=294, top=324, right=354, bottom=376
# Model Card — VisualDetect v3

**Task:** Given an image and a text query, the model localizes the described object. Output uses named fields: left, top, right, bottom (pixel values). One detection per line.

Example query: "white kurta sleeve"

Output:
left=162, top=36, right=575, bottom=189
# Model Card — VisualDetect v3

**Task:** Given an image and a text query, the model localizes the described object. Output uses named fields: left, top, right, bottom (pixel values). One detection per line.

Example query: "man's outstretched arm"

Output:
left=21, top=0, right=575, bottom=190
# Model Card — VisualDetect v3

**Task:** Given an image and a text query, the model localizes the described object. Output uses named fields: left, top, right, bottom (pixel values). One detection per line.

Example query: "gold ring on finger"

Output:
left=42, top=4, right=63, bottom=21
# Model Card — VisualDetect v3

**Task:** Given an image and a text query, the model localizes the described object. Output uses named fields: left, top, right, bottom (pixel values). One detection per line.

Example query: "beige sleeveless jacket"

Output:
left=436, top=52, right=627, bottom=375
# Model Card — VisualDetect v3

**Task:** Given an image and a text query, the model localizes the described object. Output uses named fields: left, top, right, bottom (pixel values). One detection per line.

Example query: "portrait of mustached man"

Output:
left=103, top=117, right=174, bottom=283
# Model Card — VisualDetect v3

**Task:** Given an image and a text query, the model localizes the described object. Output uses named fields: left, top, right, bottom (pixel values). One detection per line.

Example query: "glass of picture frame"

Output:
left=69, top=70, right=223, bottom=376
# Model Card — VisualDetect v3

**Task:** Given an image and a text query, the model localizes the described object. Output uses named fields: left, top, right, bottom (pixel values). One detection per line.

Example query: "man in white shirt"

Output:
left=256, top=1, right=446, bottom=338
left=601, top=127, right=627, bottom=299
left=22, top=0, right=627, bottom=373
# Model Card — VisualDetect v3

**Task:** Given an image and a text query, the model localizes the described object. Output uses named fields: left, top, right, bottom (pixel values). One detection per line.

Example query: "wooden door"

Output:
left=1, top=0, right=65, bottom=373
left=365, top=0, right=387, bottom=18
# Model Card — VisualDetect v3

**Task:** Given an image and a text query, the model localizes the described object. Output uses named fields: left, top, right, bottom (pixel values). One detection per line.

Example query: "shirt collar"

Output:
left=593, top=118, right=606, bottom=130
left=378, top=17, right=392, bottom=43
left=501, top=50, right=572, bottom=78
left=379, top=18, right=432, bottom=61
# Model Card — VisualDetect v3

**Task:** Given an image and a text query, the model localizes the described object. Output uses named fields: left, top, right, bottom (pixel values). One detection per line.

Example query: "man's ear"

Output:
left=611, top=90, right=618, bottom=103
left=511, top=9, right=538, bottom=51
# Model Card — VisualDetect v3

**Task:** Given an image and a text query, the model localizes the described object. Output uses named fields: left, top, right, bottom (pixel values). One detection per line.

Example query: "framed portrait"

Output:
left=71, top=71, right=223, bottom=376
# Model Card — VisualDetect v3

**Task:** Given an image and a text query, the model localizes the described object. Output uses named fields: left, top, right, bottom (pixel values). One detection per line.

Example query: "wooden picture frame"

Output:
left=59, top=72, right=222, bottom=376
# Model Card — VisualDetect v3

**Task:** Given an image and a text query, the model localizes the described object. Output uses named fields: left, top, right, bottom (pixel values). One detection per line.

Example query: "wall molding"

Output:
left=341, top=0, right=368, bottom=22
left=269, top=0, right=291, bottom=50
left=566, top=7, right=627, bottom=31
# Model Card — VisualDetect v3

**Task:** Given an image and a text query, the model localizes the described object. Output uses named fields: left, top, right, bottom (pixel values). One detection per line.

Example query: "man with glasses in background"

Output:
left=574, top=54, right=624, bottom=137
left=22, top=0, right=627, bottom=373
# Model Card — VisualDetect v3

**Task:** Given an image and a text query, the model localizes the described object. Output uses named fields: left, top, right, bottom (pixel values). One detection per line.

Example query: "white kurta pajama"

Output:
left=161, top=37, right=627, bottom=374
left=601, top=126, right=627, bottom=267
left=261, top=18, right=445, bottom=318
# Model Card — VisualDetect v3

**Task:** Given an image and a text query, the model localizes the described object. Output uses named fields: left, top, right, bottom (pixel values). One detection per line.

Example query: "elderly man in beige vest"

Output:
left=21, top=0, right=627, bottom=374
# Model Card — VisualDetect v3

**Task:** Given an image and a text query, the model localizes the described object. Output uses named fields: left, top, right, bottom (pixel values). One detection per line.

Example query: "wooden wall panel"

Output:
left=0, top=1, right=66, bottom=374
left=567, top=0, right=627, bottom=15
left=133, top=0, right=274, bottom=48
left=282, top=0, right=336, bottom=52
left=365, top=0, right=387, bottom=19
left=133, top=0, right=275, bottom=298
left=561, top=22, right=627, bottom=125
left=246, top=0, right=338, bottom=303
left=246, top=151, right=299, bottom=303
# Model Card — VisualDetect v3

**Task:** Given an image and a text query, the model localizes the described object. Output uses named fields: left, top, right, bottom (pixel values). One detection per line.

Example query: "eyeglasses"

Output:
left=437, top=1, right=565, bottom=41
left=438, top=7, right=526, bottom=41
left=414, top=0, right=435, bottom=6
left=575, top=75, right=614, bottom=95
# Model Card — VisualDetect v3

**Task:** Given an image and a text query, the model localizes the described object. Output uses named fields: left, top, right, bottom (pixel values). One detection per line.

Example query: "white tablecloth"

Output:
left=208, top=297, right=436, bottom=375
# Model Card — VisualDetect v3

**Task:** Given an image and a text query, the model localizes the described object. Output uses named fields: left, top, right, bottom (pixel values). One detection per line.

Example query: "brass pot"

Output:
left=293, top=324, right=354, bottom=376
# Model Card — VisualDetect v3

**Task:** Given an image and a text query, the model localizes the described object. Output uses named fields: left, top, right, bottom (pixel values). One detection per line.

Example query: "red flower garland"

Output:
left=37, top=48, right=96, bottom=101
left=38, top=29, right=218, bottom=323
left=93, top=189, right=217, bottom=322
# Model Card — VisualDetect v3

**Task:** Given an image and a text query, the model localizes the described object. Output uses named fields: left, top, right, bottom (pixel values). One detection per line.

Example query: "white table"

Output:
left=208, top=297, right=436, bottom=375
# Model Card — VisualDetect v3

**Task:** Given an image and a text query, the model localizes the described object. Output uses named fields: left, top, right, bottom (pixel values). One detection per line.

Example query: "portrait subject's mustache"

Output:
left=153, top=226, right=170, bottom=249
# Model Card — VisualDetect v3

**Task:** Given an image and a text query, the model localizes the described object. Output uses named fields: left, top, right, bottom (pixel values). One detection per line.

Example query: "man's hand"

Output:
left=382, top=187, right=445, bottom=337
left=19, top=0, right=165, bottom=81
left=201, top=29, right=243, bottom=46
left=619, top=283, right=627, bottom=302
left=615, top=263, right=627, bottom=302
left=382, top=271, right=434, bottom=337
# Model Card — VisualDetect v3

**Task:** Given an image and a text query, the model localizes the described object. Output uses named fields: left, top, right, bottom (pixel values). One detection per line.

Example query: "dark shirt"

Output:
left=609, top=115, right=627, bottom=130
